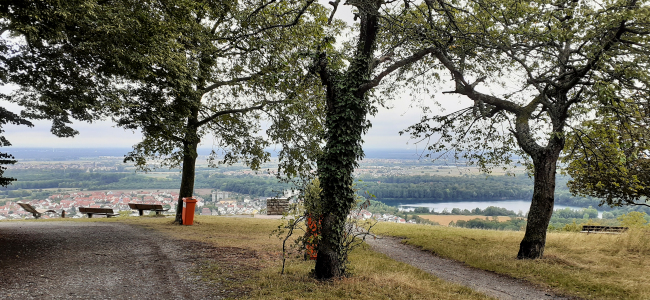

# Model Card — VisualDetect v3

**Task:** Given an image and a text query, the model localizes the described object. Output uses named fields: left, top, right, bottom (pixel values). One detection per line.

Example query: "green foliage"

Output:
left=617, top=212, right=649, bottom=228
left=560, top=221, right=583, bottom=233
left=364, top=200, right=399, bottom=215
left=553, top=207, right=598, bottom=219
left=563, top=103, right=650, bottom=208
left=413, top=207, right=430, bottom=214
left=0, top=107, right=33, bottom=187
left=304, top=178, right=323, bottom=217
left=357, top=174, right=534, bottom=201
left=452, top=217, right=526, bottom=231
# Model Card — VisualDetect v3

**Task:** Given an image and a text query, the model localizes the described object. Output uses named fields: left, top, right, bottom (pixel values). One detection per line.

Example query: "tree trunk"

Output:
left=174, top=108, right=200, bottom=224
left=314, top=86, right=365, bottom=278
left=517, top=151, right=559, bottom=259
left=314, top=213, right=344, bottom=278
left=314, top=1, right=380, bottom=279
left=174, top=139, right=199, bottom=223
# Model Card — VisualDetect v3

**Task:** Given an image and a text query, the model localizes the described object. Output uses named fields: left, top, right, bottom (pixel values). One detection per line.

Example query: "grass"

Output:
left=38, top=216, right=492, bottom=300
left=373, top=223, right=650, bottom=299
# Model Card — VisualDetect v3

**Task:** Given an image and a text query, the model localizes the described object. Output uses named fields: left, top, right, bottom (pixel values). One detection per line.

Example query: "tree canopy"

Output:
left=398, top=0, right=650, bottom=258
left=563, top=99, right=650, bottom=207
left=2, top=0, right=335, bottom=223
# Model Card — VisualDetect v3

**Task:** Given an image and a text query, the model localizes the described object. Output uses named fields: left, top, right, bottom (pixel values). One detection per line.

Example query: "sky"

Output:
left=0, top=1, right=470, bottom=151
left=1, top=89, right=466, bottom=150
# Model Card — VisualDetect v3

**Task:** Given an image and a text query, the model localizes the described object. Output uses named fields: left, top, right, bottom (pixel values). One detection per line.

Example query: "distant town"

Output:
left=0, top=189, right=264, bottom=220
left=0, top=188, right=413, bottom=224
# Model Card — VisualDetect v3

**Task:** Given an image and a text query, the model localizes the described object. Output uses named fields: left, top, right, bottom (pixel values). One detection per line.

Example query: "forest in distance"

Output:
left=3, top=167, right=649, bottom=216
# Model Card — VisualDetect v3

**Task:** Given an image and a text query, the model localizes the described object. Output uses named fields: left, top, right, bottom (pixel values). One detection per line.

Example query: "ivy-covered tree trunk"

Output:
left=314, top=1, right=380, bottom=279
left=315, top=87, right=367, bottom=278
left=517, top=150, right=560, bottom=258
left=174, top=108, right=200, bottom=224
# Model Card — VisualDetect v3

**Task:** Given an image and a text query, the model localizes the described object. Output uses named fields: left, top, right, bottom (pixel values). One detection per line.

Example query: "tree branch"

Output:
left=358, top=47, right=435, bottom=94
left=327, top=0, right=342, bottom=25
left=431, top=48, right=522, bottom=114
left=225, top=0, right=316, bottom=40
left=195, top=100, right=282, bottom=128
left=202, top=74, right=260, bottom=94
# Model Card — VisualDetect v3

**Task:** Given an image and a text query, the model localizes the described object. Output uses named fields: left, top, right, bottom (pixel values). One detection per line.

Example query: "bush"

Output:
left=413, top=207, right=430, bottom=214
left=617, top=212, right=649, bottom=228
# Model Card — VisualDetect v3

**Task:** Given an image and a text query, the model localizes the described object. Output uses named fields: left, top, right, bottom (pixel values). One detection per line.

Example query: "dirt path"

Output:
left=365, top=236, right=577, bottom=300
left=0, top=221, right=225, bottom=300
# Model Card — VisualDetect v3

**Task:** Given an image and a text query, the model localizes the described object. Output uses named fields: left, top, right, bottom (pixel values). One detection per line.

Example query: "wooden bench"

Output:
left=128, top=203, right=169, bottom=216
left=17, top=203, right=57, bottom=219
left=581, top=225, right=628, bottom=234
left=78, top=207, right=119, bottom=218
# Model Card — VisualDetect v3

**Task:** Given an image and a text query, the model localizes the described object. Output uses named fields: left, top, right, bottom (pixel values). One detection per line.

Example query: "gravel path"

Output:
left=0, top=221, right=225, bottom=300
left=365, top=236, right=576, bottom=300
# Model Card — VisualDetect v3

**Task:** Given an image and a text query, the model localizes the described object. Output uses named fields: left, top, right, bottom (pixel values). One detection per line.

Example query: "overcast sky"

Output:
left=0, top=2, right=470, bottom=150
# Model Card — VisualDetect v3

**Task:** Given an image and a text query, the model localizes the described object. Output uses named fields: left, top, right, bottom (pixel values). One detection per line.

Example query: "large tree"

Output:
left=109, top=1, right=332, bottom=224
left=310, top=0, right=447, bottom=278
left=402, top=0, right=650, bottom=258
left=3, top=0, right=332, bottom=223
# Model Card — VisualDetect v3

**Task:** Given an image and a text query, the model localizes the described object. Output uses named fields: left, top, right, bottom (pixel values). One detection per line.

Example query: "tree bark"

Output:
left=517, top=148, right=562, bottom=259
left=174, top=108, right=200, bottom=224
left=314, top=213, right=344, bottom=278
left=174, top=139, right=199, bottom=224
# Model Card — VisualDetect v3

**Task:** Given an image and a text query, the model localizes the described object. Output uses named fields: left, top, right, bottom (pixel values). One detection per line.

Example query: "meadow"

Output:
left=374, top=223, right=650, bottom=299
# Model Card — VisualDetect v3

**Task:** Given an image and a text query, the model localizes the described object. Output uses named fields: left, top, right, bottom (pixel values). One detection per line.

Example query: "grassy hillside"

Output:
left=374, top=223, right=650, bottom=299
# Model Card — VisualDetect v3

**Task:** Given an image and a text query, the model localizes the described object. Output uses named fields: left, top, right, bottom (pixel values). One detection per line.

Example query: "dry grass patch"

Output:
left=374, top=223, right=650, bottom=299
left=418, top=215, right=513, bottom=226
left=248, top=244, right=491, bottom=300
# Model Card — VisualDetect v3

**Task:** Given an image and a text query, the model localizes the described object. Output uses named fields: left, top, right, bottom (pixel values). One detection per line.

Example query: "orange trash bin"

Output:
left=182, top=197, right=198, bottom=225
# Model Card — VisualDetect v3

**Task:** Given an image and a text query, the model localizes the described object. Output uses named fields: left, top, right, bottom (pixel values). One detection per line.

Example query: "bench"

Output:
left=581, top=225, right=628, bottom=234
left=78, top=207, right=119, bottom=218
left=128, top=203, right=169, bottom=216
left=17, top=203, right=57, bottom=219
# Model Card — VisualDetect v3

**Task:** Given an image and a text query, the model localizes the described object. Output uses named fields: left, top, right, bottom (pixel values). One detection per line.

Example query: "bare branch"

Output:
left=358, top=47, right=435, bottom=94
left=328, top=0, right=342, bottom=25
left=196, top=100, right=283, bottom=127
left=225, top=0, right=316, bottom=40
left=431, top=48, right=522, bottom=114
left=202, top=73, right=262, bottom=94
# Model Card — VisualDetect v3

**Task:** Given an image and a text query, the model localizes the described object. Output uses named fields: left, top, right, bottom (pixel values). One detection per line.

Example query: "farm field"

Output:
left=418, top=215, right=513, bottom=226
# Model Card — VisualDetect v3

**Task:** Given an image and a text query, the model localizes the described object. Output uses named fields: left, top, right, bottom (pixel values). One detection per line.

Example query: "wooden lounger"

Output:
left=17, top=203, right=57, bottom=219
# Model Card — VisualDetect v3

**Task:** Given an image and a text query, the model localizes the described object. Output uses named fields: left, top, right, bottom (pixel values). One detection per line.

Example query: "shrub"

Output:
left=617, top=212, right=649, bottom=228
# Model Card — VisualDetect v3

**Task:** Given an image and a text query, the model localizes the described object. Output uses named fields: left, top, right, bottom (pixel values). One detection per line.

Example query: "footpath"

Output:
left=365, top=236, right=576, bottom=300
left=0, top=221, right=221, bottom=299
